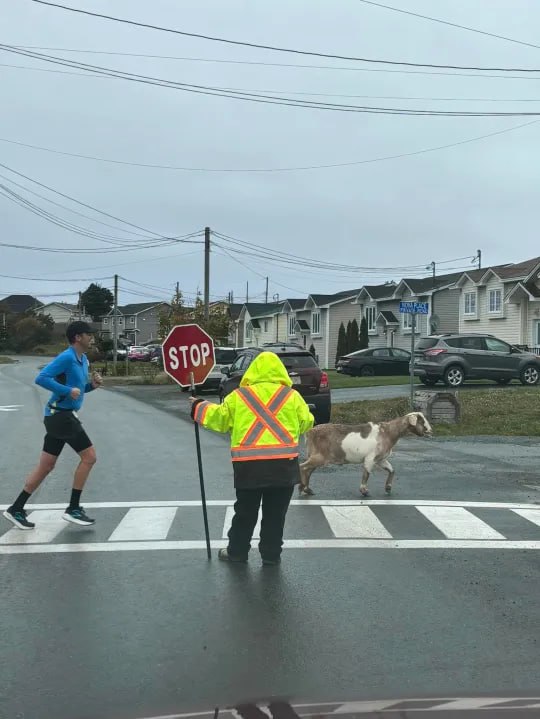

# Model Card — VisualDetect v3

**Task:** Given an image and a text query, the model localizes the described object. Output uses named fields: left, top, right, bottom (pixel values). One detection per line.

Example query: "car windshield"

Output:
left=215, top=349, right=237, bottom=364
left=416, top=337, right=440, bottom=350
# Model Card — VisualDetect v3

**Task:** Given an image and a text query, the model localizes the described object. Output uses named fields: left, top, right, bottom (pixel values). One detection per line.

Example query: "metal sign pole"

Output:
left=410, top=312, right=416, bottom=410
left=190, top=371, right=212, bottom=560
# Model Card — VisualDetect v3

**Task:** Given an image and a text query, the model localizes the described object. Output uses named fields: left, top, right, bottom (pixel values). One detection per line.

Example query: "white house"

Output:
left=455, top=255, right=540, bottom=350
left=37, top=302, right=92, bottom=325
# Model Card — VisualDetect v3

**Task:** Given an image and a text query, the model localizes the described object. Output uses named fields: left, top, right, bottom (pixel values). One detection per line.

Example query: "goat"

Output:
left=299, top=412, right=432, bottom=497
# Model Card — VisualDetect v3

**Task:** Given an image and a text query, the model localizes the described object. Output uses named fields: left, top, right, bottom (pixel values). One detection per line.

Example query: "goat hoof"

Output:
left=300, top=487, right=314, bottom=497
left=360, top=490, right=370, bottom=497
left=385, top=487, right=392, bottom=495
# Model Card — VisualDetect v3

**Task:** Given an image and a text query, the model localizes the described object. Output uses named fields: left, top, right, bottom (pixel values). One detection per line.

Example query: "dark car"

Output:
left=336, top=347, right=411, bottom=377
left=413, top=333, right=540, bottom=388
left=219, top=343, right=331, bottom=424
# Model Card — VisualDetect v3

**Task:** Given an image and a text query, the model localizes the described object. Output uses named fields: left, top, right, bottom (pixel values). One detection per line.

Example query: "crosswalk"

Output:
left=0, top=500, right=539, bottom=554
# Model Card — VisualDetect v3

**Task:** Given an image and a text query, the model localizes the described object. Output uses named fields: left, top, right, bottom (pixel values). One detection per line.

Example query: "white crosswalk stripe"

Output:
left=108, top=507, right=178, bottom=541
left=322, top=506, right=392, bottom=538
left=415, top=506, right=506, bottom=540
left=0, top=501, right=538, bottom=554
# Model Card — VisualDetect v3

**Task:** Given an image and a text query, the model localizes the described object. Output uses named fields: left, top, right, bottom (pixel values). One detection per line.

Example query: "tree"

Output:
left=81, top=283, right=114, bottom=321
left=159, top=286, right=189, bottom=339
left=359, top=316, right=369, bottom=349
left=336, top=322, right=347, bottom=365
left=308, top=343, right=316, bottom=358
left=191, top=295, right=232, bottom=345
left=10, top=316, right=53, bottom=352
left=346, top=320, right=354, bottom=354
left=350, top=318, right=360, bottom=352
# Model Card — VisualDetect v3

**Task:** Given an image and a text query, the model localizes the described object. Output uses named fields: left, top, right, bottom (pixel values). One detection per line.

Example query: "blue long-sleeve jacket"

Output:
left=36, top=346, right=95, bottom=416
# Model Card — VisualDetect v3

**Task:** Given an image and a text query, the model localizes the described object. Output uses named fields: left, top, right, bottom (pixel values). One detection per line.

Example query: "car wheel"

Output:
left=495, top=378, right=511, bottom=386
left=421, top=378, right=438, bottom=386
left=360, top=365, right=375, bottom=377
left=314, top=409, right=331, bottom=425
left=520, top=365, right=539, bottom=386
left=443, top=365, right=465, bottom=388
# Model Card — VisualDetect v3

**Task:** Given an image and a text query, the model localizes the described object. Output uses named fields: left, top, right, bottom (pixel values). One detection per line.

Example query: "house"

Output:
left=455, top=256, right=540, bottom=350
left=0, top=294, right=41, bottom=315
left=101, top=302, right=171, bottom=344
left=36, top=302, right=92, bottom=325
left=355, top=274, right=462, bottom=352
left=238, top=302, right=290, bottom=346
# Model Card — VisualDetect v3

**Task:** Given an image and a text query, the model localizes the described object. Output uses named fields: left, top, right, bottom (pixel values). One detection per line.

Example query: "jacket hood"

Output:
left=240, top=351, right=292, bottom=388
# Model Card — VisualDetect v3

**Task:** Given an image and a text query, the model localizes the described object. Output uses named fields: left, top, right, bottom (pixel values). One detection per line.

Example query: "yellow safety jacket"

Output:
left=193, top=352, right=314, bottom=462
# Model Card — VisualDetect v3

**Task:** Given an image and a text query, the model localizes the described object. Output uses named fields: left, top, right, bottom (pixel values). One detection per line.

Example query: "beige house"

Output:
left=456, top=256, right=540, bottom=350
left=37, top=302, right=92, bottom=325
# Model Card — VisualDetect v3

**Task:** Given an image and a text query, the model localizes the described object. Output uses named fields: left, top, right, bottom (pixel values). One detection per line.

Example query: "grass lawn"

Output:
left=331, top=387, right=540, bottom=436
left=326, top=369, right=415, bottom=389
left=0, top=355, right=16, bottom=364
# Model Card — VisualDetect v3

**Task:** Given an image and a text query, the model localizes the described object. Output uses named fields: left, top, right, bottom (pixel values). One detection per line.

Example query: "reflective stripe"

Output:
left=236, top=386, right=294, bottom=445
left=231, top=444, right=299, bottom=461
left=242, top=385, right=291, bottom=446
left=194, top=401, right=211, bottom=424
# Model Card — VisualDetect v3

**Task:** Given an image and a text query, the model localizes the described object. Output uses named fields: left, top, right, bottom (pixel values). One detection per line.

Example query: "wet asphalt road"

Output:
left=0, top=356, right=539, bottom=719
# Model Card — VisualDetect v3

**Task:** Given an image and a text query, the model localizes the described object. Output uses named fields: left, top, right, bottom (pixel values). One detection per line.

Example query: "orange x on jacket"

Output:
left=192, top=352, right=314, bottom=462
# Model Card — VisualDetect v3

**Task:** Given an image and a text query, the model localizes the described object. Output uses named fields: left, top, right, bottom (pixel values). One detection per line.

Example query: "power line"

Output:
left=1, top=119, right=537, bottom=173
left=10, top=50, right=540, bottom=81
left=358, top=0, right=540, bottom=52
left=28, top=0, right=540, bottom=72
left=5, top=45, right=540, bottom=118
left=0, top=273, right=111, bottom=282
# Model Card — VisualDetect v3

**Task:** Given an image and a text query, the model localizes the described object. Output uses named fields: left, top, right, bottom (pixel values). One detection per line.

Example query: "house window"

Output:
left=118, top=317, right=123, bottom=325
left=129, top=317, right=135, bottom=324
left=365, top=306, right=377, bottom=333
left=245, top=323, right=252, bottom=341
left=489, top=289, right=502, bottom=313
left=464, top=292, right=477, bottom=315
left=263, top=320, right=269, bottom=333
left=403, top=312, right=413, bottom=330
left=103, top=318, right=108, bottom=325
left=311, top=311, right=321, bottom=335
left=289, top=315, right=296, bottom=336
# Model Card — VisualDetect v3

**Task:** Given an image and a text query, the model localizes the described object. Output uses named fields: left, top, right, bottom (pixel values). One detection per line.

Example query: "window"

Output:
left=230, top=354, right=250, bottom=372
left=311, top=311, right=321, bottom=335
left=373, top=348, right=391, bottom=357
left=289, top=315, right=296, bottom=336
left=464, top=292, right=477, bottom=315
left=402, top=312, right=413, bottom=330
left=280, top=354, right=318, bottom=369
left=392, top=348, right=410, bottom=359
left=489, top=289, right=502, bottom=313
left=485, top=337, right=510, bottom=353
left=459, top=337, right=485, bottom=351
left=245, top=323, right=252, bottom=341
left=263, top=320, right=269, bottom=333
left=103, top=318, right=108, bottom=325
left=129, top=317, right=135, bottom=324
left=118, top=317, right=123, bottom=325
left=365, top=306, right=376, bottom=333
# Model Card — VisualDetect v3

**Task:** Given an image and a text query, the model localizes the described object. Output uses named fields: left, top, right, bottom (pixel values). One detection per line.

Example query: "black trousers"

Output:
left=227, top=485, right=294, bottom=561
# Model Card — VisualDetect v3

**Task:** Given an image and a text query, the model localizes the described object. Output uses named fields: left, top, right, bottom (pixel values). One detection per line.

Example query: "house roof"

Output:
left=492, top=255, right=540, bottom=280
left=398, top=271, right=463, bottom=295
left=228, top=303, right=244, bottom=320
left=40, top=302, right=78, bottom=311
left=308, top=288, right=363, bottom=307
left=0, top=294, right=41, bottom=314
left=117, top=302, right=168, bottom=315
left=286, top=298, right=308, bottom=310
left=295, top=319, right=310, bottom=331
left=361, top=283, right=397, bottom=300
left=377, top=310, right=399, bottom=325
left=245, top=303, right=284, bottom=318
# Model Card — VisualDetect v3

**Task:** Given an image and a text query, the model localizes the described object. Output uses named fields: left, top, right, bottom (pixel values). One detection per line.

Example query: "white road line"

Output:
left=322, top=506, right=392, bottom=538
left=222, top=506, right=262, bottom=540
left=512, top=508, right=540, bottom=528
left=108, top=507, right=178, bottom=541
left=1, top=539, right=539, bottom=555
left=0, top=510, right=66, bottom=544
left=1, top=500, right=539, bottom=510
left=416, top=506, right=506, bottom=540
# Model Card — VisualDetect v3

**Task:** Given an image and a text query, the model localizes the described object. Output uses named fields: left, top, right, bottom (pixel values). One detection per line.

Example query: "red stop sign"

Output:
left=162, top=324, right=215, bottom=388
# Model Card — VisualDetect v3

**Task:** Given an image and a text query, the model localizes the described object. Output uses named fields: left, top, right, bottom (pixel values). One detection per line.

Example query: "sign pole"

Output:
left=410, top=312, right=416, bottom=410
left=190, top=371, right=212, bottom=560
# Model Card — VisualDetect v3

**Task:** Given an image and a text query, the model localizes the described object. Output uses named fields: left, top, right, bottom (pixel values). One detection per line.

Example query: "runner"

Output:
left=3, top=321, right=102, bottom=530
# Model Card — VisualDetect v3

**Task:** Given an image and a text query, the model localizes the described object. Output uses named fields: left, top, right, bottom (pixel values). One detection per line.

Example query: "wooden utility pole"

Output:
left=246, top=282, right=249, bottom=303
left=477, top=249, right=482, bottom=270
left=113, top=274, right=118, bottom=373
left=204, top=227, right=210, bottom=322
left=265, top=277, right=269, bottom=304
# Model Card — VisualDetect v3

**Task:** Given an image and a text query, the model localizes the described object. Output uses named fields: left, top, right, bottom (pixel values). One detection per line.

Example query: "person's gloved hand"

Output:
left=189, top=396, right=203, bottom=420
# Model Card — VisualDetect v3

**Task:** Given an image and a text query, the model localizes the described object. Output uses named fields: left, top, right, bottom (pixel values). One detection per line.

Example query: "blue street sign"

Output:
left=399, top=301, right=429, bottom=315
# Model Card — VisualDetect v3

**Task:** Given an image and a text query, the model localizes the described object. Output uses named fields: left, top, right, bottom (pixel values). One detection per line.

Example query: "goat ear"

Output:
left=408, top=413, right=419, bottom=427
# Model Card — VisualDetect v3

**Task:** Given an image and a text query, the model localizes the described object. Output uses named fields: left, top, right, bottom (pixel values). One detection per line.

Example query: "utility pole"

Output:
left=78, top=291, right=83, bottom=320
left=113, top=273, right=118, bottom=374
left=204, top=226, right=210, bottom=322
left=265, top=277, right=269, bottom=304
left=246, top=282, right=249, bottom=303
left=477, top=249, right=482, bottom=270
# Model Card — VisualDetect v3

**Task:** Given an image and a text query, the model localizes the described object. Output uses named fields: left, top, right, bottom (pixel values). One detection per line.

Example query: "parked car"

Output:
left=219, top=343, right=331, bottom=424
left=105, top=347, right=127, bottom=361
left=336, top=347, right=411, bottom=377
left=181, top=346, right=244, bottom=392
left=128, top=346, right=152, bottom=362
left=413, top=333, right=540, bottom=387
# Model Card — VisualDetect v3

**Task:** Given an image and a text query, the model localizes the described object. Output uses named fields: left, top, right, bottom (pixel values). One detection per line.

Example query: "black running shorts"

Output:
left=43, top=412, right=93, bottom=457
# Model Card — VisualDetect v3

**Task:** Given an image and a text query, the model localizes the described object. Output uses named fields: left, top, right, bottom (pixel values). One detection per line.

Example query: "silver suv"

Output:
left=413, top=333, right=540, bottom=388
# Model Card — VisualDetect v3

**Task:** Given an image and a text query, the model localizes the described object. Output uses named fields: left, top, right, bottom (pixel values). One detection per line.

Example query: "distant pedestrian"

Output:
left=3, top=321, right=102, bottom=530
left=190, top=351, right=314, bottom=565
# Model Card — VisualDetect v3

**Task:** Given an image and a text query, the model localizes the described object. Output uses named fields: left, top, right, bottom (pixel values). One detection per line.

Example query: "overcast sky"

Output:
left=2, top=0, right=540, bottom=307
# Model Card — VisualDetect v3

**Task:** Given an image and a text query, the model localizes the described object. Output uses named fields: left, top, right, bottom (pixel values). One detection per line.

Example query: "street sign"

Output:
left=162, top=324, right=215, bottom=388
left=399, top=301, right=429, bottom=315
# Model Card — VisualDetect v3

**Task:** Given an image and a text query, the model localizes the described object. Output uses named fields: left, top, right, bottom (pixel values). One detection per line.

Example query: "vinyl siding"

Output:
left=459, top=277, right=522, bottom=344
left=431, top=288, right=460, bottom=334
left=328, top=300, right=361, bottom=368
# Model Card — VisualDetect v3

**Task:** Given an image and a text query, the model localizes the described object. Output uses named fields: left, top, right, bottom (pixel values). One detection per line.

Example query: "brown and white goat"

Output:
left=299, top=412, right=432, bottom=497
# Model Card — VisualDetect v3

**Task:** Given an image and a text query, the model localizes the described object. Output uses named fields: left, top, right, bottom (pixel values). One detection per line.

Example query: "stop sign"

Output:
left=162, top=324, right=215, bottom=388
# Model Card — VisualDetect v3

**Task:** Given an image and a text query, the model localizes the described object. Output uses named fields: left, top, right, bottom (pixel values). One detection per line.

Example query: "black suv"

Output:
left=413, top=333, right=540, bottom=387
left=219, top=343, right=331, bottom=424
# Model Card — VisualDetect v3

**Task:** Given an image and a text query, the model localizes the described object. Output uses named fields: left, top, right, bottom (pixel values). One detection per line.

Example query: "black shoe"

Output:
left=262, top=557, right=281, bottom=566
left=218, top=548, right=247, bottom=563
left=3, top=508, right=35, bottom=530
left=62, top=507, right=95, bottom=526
